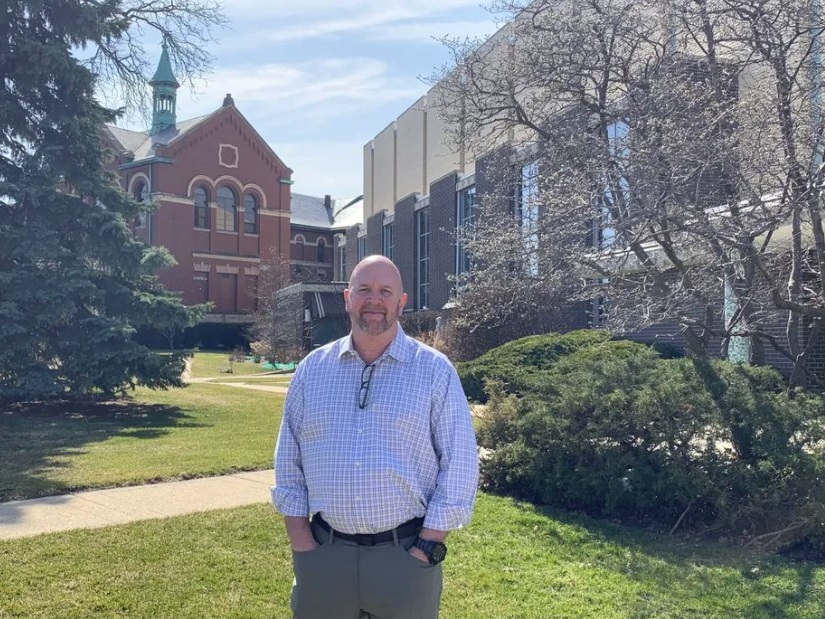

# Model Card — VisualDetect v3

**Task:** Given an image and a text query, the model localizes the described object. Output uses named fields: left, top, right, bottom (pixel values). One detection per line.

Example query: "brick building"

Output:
left=277, top=193, right=363, bottom=351
left=102, top=42, right=293, bottom=337
left=105, top=44, right=292, bottom=322
left=289, top=193, right=363, bottom=283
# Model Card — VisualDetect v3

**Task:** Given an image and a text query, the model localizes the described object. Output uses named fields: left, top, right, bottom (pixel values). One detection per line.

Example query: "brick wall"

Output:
left=429, top=173, right=458, bottom=310
left=475, top=146, right=515, bottom=215
left=393, top=195, right=417, bottom=309
left=366, top=211, right=384, bottom=256
left=345, top=225, right=359, bottom=280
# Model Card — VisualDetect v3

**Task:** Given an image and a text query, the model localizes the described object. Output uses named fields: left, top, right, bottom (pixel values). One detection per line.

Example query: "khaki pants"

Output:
left=290, top=519, right=443, bottom=619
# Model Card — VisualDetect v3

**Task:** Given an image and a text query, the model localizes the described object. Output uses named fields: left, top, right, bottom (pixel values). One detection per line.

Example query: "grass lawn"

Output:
left=0, top=383, right=283, bottom=502
left=1, top=495, right=823, bottom=619
left=1, top=364, right=823, bottom=617
left=187, top=351, right=272, bottom=379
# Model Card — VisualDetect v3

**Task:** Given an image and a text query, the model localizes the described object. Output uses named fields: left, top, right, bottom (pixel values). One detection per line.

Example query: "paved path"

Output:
left=0, top=470, right=274, bottom=541
left=0, top=370, right=480, bottom=542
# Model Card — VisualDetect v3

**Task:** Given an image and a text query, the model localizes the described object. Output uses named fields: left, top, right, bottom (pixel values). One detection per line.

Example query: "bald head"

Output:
left=345, top=255, right=407, bottom=339
left=348, top=255, right=403, bottom=292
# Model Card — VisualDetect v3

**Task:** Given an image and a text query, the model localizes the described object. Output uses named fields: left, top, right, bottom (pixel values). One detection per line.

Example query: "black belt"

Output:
left=312, top=514, right=424, bottom=546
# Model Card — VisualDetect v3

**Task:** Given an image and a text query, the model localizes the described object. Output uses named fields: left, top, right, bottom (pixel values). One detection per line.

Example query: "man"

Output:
left=272, top=255, right=478, bottom=619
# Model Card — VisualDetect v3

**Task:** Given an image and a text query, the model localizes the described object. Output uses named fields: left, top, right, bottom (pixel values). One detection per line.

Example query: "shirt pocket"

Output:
left=373, top=382, right=431, bottom=445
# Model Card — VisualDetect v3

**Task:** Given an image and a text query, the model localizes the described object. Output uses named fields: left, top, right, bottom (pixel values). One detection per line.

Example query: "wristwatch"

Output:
left=412, top=538, right=448, bottom=565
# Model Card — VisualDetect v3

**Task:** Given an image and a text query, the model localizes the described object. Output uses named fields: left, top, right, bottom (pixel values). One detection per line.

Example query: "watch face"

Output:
left=430, top=542, right=448, bottom=563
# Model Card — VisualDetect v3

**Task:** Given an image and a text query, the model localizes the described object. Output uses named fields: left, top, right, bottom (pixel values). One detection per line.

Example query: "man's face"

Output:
left=345, top=260, right=407, bottom=337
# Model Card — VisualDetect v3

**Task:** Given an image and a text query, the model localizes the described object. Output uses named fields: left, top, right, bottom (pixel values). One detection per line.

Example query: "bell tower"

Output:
left=149, top=40, right=179, bottom=134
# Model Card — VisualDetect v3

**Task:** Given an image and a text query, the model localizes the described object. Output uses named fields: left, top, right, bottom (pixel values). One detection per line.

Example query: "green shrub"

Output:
left=456, top=330, right=612, bottom=402
left=477, top=344, right=825, bottom=557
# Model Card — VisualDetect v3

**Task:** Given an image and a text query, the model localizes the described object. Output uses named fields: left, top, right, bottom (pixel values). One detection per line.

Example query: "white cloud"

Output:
left=178, top=58, right=423, bottom=126
left=231, top=0, right=488, bottom=20
left=112, top=0, right=502, bottom=197
left=367, top=19, right=501, bottom=43
left=226, top=0, right=496, bottom=44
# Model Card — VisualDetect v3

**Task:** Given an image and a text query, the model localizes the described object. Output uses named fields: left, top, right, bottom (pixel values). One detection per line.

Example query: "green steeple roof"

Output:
left=150, top=40, right=179, bottom=87
left=149, top=40, right=179, bottom=134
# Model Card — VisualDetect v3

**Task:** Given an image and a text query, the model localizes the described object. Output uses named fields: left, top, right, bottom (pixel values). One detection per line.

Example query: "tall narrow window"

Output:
left=133, top=180, right=148, bottom=227
left=243, top=194, right=258, bottom=234
left=194, top=186, right=210, bottom=229
left=456, top=185, right=476, bottom=276
left=357, top=236, right=366, bottom=261
left=216, top=186, right=237, bottom=232
left=416, top=208, right=430, bottom=310
left=317, top=238, right=326, bottom=263
left=597, top=121, right=629, bottom=249
left=382, top=223, right=393, bottom=260
left=518, top=161, right=539, bottom=276
left=338, top=243, right=347, bottom=280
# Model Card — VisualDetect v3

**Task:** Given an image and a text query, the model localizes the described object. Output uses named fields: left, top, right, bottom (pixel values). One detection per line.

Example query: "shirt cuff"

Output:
left=271, top=486, right=309, bottom=518
left=423, top=502, right=474, bottom=531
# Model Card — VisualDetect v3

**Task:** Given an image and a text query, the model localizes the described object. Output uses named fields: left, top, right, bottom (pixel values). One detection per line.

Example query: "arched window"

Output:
left=216, top=186, right=237, bottom=232
left=133, top=180, right=148, bottom=202
left=243, top=194, right=258, bottom=234
left=317, top=237, right=326, bottom=263
left=194, top=185, right=210, bottom=229
left=133, top=180, right=148, bottom=226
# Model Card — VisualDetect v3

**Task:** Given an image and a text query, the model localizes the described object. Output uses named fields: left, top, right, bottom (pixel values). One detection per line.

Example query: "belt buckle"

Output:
left=361, top=533, right=377, bottom=547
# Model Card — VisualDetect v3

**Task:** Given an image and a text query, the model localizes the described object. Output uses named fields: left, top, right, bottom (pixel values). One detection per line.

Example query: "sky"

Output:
left=113, top=0, right=504, bottom=200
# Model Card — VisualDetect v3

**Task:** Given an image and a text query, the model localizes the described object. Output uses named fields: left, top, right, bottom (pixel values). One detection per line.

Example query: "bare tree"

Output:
left=78, top=0, right=228, bottom=114
left=434, top=0, right=825, bottom=389
left=247, top=249, right=304, bottom=362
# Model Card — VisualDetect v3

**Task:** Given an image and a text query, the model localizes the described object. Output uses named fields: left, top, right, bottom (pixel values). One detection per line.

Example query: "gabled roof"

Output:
left=105, top=112, right=214, bottom=161
left=332, top=196, right=364, bottom=229
left=106, top=102, right=292, bottom=175
left=291, top=193, right=364, bottom=231
left=105, top=125, right=147, bottom=154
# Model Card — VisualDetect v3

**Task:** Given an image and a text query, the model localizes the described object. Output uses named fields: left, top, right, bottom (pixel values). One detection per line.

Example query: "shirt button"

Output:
left=355, top=496, right=361, bottom=501
left=354, top=461, right=361, bottom=467
left=357, top=428, right=363, bottom=434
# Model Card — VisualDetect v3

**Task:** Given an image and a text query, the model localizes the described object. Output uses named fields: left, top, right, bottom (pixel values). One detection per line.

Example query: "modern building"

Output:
left=351, top=5, right=825, bottom=381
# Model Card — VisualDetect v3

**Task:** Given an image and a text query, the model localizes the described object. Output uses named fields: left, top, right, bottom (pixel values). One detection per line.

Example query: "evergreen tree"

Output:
left=0, top=1, right=223, bottom=401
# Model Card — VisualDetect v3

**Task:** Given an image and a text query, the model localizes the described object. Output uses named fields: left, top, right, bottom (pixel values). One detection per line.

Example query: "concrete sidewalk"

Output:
left=0, top=469, right=274, bottom=541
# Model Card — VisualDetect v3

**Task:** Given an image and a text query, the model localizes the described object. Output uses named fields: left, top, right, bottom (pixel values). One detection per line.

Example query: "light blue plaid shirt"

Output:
left=272, top=326, right=478, bottom=534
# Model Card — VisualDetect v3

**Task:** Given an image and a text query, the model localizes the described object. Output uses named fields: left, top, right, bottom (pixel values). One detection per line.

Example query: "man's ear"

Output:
left=343, top=288, right=351, bottom=309
left=399, top=292, right=408, bottom=310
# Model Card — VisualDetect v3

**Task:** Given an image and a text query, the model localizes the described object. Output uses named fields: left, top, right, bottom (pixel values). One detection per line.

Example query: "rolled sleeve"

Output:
left=272, top=366, right=310, bottom=518
left=424, top=363, right=479, bottom=531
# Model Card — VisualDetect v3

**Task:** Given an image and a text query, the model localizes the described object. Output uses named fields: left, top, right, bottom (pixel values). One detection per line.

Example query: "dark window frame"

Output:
left=194, top=185, right=210, bottom=229
left=415, top=208, right=430, bottom=310
left=243, top=193, right=259, bottom=234
left=216, top=186, right=237, bottom=232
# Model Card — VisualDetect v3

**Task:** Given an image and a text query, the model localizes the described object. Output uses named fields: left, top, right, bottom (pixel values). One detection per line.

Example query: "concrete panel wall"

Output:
left=424, top=87, right=462, bottom=187
left=396, top=99, right=427, bottom=203
left=363, top=141, right=374, bottom=220
left=372, top=123, right=396, bottom=218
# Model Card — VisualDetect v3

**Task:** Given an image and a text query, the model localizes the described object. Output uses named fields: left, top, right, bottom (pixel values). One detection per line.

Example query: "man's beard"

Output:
left=356, top=306, right=397, bottom=336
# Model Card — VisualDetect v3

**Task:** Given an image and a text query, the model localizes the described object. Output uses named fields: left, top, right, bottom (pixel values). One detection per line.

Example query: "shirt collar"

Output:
left=337, top=324, right=415, bottom=364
